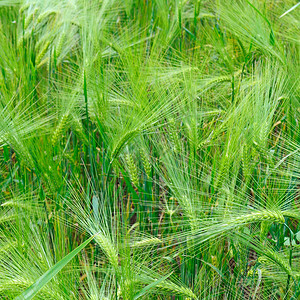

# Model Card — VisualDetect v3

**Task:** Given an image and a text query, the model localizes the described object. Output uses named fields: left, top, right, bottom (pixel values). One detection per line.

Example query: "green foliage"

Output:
left=0, top=0, right=299, bottom=299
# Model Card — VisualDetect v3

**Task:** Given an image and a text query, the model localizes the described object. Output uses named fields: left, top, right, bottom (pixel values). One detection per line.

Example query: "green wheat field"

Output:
left=0, top=0, right=299, bottom=299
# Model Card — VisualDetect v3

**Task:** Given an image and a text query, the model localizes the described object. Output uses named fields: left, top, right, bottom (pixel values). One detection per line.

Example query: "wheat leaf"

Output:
left=14, top=234, right=96, bottom=300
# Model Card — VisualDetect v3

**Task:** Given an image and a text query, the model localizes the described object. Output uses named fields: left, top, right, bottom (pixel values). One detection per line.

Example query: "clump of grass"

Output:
left=0, top=0, right=299, bottom=299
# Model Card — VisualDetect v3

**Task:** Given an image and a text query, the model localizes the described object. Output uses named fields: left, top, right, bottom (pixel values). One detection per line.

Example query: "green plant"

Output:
left=0, top=0, right=299, bottom=299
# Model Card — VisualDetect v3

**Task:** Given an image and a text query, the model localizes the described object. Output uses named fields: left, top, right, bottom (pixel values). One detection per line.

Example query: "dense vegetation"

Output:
left=0, top=0, right=299, bottom=299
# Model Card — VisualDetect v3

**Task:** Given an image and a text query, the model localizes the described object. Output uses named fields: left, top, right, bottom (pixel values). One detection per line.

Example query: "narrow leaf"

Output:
left=133, top=273, right=172, bottom=300
left=200, top=260, right=224, bottom=278
left=15, top=234, right=96, bottom=300
left=279, top=2, right=300, bottom=18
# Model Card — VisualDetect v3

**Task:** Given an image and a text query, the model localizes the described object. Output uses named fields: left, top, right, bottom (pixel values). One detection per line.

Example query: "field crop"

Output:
left=0, top=1, right=299, bottom=299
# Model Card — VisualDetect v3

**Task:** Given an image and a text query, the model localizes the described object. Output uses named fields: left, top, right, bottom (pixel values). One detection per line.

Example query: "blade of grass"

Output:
left=14, top=234, right=97, bottom=300
left=133, top=273, right=172, bottom=300
left=279, top=2, right=300, bottom=18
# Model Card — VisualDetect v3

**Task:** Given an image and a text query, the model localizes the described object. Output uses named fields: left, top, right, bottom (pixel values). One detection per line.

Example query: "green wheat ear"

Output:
left=111, top=129, right=139, bottom=162
left=140, top=148, right=151, bottom=178
left=126, top=153, right=139, bottom=187
left=36, top=10, right=57, bottom=24
left=231, top=210, right=285, bottom=226
left=24, top=13, right=34, bottom=30
left=19, top=3, right=30, bottom=14
left=51, top=114, right=68, bottom=146
left=36, top=41, right=51, bottom=66
left=214, top=152, right=229, bottom=191
left=55, top=31, right=66, bottom=59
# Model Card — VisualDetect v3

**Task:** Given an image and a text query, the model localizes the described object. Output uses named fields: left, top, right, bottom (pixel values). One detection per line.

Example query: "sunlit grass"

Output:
left=0, top=0, right=299, bottom=299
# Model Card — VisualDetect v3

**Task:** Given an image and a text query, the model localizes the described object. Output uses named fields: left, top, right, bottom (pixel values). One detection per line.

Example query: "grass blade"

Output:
left=133, top=273, right=172, bottom=300
left=279, top=2, right=300, bottom=18
left=14, top=234, right=96, bottom=300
